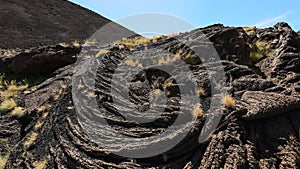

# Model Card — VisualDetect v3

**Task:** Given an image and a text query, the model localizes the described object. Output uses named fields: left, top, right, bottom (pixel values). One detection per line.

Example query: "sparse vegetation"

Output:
left=243, top=26, right=256, bottom=35
left=193, top=103, right=203, bottom=118
left=0, top=75, right=28, bottom=118
left=223, top=94, right=235, bottom=107
left=24, top=132, right=38, bottom=148
left=196, top=87, right=206, bottom=96
left=86, top=91, right=96, bottom=98
left=95, top=49, right=110, bottom=58
left=115, top=37, right=151, bottom=47
left=33, top=157, right=48, bottom=169
left=41, top=112, right=49, bottom=119
left=72, top=40, right=80, bottom=47
left=10, top=106, right=26, bottom=118
left=53, top=88, right=64, bottom=101
left=115, top=35, right=165, bottom=48
left=58, top=42, right=69, bottom=47
left=163, top=79, right=173, bottom=89
left=0, top=99, right=16, bottom=112
left=167, top=32, right=179, bottom=38
left=34, top=121, right=44, bottom=129
left=154, top=89, right=161, bottom=97
left=0, top=49, right=18, bottom=57
left=0, top=155, right=8, bottom=169
left=174, top=49, right=183, bottom=61
left=249, top=40, right=275, bottom=62
left=0, top=140, right=12, bottom=169
left=84, top=39, right=97, bottom=45
left=125, top=58, right=142, bottom=67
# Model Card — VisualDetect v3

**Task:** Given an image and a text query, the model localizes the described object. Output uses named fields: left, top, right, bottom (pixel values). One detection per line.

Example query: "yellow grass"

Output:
left=174, top=49, right=183, bottom=61
left=42, top=112, right=49, bottom=119
left=10, top=106, right=26, bottom=118
left=24, top=132, right=38, bottom=148
left=163, top=79, right=173, bottom=89
left=196, top=87, right=206, bottom=95
left=223, top=94, right=235, bottom=107
left=33, top=157, right=48, bottom=169
left=95, top=49, right=110, bottom=58
left=53, top=88, right=63, bottom=101
left=0, top=155, right=8, bottom=169
left=154, top=89, right=161, bottom=97
left=125, top=59, right=142, bottom=67
left=0, top=99, right=16, bottom=111
left=243, top=26, right=256, bottom=35
left=59, top=43, right=69, bottom=47
left=84, top=40, right=97, bottom=45
left=193, top=104, right=203, bottom=118
left=7, top=84, right=28, bottom=91
left=72, top=41, right=80, bottom=47
left=34, top=121, right=44, bottom=129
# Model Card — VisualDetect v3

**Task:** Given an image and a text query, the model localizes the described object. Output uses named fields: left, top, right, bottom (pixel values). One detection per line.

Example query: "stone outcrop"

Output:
left=1, top=23, right=299, bottom=169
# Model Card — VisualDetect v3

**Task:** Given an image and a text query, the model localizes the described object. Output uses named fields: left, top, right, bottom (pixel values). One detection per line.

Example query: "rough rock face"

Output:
left=0, top=45, right=81, bottom=75
left=1, top=23, right=300, bottom=169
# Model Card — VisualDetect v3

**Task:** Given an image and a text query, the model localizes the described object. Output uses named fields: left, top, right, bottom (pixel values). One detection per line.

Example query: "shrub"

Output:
left=249, top=40, right=275, bottom=62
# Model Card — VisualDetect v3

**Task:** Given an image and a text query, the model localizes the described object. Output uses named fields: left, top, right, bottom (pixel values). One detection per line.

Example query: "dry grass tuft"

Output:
left=0, top=99, right=16, bottom=112
left=223, top=94, right=235, bottom=107
left=115, top=37, right=151, bottom=47
left=95, top=49, right=110, bottom=58
left=196, top=87, right=206, bottom=95
left=24, top=132, right=38, bottom=148
left=243, top=26, right=256, bottom=35
left=193, top=104, right=203, bottom=118
left=58, top=42, right=69, bottom=47
left=154, top=89, right=161, bottom=97
left=84, top=40, right=97, bottom=45
left=10, top=106, right=26, bottom=118
left=174, top=49, right=183, bottom=61
left=33, top=157, right=48, bottom=169
left=0, top=155, right=8, bottom=169
left=34, top=121, right=44, bottom=129
left=249, top=40, right=275, bottom=62
left=163, top=79, right=173, bottom=89
left=125, top=59, right=142, bottom=67
left=72, top=41, right=80, bottom=47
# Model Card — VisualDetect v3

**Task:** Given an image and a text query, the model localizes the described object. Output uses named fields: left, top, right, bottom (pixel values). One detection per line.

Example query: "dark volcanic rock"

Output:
left=0, top=0, right=134, bottom=49
left=1, top=23, right=300, bottom=169
left=1, top=45, right=81, bottom=75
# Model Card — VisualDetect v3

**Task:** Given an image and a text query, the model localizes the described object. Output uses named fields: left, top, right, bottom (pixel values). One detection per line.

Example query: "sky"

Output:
left=70, top=0, right=300, bottom=35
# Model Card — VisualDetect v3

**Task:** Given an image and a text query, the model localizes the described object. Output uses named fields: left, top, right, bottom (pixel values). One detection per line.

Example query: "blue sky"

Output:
left=70, top=0, right=300, bottom=34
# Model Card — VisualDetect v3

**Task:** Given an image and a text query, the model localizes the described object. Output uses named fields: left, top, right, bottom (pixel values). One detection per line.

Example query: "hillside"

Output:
left=0, top=0, right=133, bottom=49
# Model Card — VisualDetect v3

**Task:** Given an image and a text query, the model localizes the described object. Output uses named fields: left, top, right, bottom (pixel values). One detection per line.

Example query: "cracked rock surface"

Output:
left=1, top=23, right=300, bottom=168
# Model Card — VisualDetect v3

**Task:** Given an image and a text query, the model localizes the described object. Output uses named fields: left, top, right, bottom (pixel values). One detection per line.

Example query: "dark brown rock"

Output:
left=9, top=45, right=80, bottom=75
left=2, top=23, right=300, bottom=169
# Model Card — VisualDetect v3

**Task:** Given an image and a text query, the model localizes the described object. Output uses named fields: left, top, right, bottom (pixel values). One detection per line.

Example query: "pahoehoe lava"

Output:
left=0, top=22, right=300, bottom=168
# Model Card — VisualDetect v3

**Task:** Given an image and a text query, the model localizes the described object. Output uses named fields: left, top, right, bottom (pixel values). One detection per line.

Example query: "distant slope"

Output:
left=0, top=0, right=134, bottom=49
